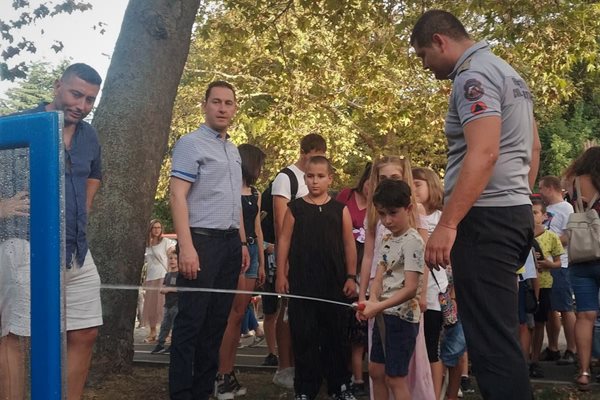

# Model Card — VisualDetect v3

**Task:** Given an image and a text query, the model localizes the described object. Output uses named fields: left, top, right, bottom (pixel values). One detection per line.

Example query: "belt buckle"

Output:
left=247, top=237, right=256, bottom=245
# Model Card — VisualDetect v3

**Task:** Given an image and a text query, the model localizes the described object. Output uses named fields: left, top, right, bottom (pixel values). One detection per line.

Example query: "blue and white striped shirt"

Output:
left=170, top=124, right=242, bottom=229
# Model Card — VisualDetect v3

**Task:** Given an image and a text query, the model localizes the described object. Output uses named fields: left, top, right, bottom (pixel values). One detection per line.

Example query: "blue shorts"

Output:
left=550, top=268, right=574, bottom=312
left=370, top=314, right=418, bottom=377
left=569, top=261, right=600, bottom=312
left=439, top=321, right=466, bottom=368
left=244, top=242, right=259, bottom=279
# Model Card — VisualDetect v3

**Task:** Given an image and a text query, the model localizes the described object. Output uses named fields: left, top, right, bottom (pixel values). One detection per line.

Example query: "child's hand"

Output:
left=358, top=300, right=381, bottom=320
left=276, top=276, right=289, bottom=294
left=418, top=295, right=427, bottom=313
left=256, top=266, right=266, bottom=288
left=343, top=279, right=357, bottom=298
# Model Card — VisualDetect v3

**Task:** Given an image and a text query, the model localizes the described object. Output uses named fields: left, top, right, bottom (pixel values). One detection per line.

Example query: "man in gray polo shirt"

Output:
left=168, top=80, right=249, bottom=400
left=412, top=10, right=541, bottom=400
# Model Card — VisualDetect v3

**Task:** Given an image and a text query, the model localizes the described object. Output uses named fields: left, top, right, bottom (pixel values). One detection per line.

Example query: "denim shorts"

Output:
left=244, top=242, right=260, bottom=279
left=440, top=321, right=467, bottom=368
left=370, top=314, right=418, bottom=377
left=550, top=268, right=574, bottom=312
left=569, top=261, right=600, bottom=312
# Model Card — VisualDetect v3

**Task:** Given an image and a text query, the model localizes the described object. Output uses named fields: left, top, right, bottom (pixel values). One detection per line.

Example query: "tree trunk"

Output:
left=88, top=0, right=201, bottom=374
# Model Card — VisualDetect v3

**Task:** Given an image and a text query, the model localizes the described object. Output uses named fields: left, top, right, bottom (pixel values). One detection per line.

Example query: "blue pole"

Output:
left=0, top=112, right=64, bottom=399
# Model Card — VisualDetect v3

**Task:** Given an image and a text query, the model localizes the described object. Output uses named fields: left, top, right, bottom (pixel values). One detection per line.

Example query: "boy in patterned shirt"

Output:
left=359, top=179, right=424, bottom=400
left=529, top=197, right=564, bottom=378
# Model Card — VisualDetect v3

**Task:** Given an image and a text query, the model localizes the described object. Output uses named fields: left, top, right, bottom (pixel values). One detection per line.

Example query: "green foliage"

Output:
left=158, top=0, right=600, bottom=205
left=0, top=60, right=70, bottom=114
left=0, top=1, right=92, bottom=81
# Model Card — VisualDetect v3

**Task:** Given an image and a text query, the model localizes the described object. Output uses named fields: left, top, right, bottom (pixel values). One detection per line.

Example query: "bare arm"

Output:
left=528, top=120, right=541, bottom=190
left=239, top=212, right=250, bottom=273
left=426, top=116, right=501, bottom=267
left=169, top=177, right=198, bottom=279
left=358, top=226, right=375, bottom=302
left=255, top=192, right=266, bottom=287
left=273, top=195, right=289, bottom=243
left=86, top=178, right=101, bottom=213
left=275, top=208, right=295, bottom=294
left=342, top=207, right=357, bottom=297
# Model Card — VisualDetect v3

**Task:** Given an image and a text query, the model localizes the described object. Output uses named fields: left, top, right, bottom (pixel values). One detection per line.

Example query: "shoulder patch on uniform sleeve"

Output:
left=470, top=101, right=488, bottom=114
left=464, top=78, right=484, bottom=101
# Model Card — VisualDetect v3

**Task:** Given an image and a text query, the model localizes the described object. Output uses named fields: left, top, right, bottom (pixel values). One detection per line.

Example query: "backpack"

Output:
left=261, top=167, right=298, bottom=243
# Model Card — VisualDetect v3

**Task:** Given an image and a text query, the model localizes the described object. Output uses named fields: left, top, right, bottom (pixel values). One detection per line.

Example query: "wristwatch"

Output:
left=241, top=241, right=248, bottom=246
left=346, top=274, right=356, bottom=281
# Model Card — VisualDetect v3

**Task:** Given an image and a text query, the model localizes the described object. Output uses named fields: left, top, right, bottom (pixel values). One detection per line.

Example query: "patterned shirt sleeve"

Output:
left=454, top=70, right=502, bottom=126
left=550, top=232, right=565, bottom=257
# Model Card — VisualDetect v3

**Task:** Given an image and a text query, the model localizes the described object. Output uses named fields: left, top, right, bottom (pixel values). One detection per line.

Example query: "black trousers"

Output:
left=169, top=231, right=241, bottom=400
left=452, top=205, right=533, bottom=400
left=288, top=298, right=351, bottom=399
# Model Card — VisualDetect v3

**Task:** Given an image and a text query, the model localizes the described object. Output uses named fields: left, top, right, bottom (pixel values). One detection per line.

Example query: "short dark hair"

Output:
left=205, top=80, right=236, bottom=102
left=307, top=155, right=334, bottom=174
left=238, top=143, right=266, bottom=186
left=373, top=179, right=412, bottom=209
left=300, top=133, right=327, bottom=154
left=410, top=9, right=470, bottom=48
left=531, top=197, right=547, bottom=213
left=61, top=63, right=102, bottom=86
left=539, top=175, right=562, bottom=192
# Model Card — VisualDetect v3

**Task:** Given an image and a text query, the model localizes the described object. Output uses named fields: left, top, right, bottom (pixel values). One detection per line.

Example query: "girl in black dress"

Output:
left=276, top=155, right=358, bottom=400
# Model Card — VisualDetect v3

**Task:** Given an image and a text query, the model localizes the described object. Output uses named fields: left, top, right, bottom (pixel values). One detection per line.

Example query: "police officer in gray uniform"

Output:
left=411, top=10, right=541, bottom=400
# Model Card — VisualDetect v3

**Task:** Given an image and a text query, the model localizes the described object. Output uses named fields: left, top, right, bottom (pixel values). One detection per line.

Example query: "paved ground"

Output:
left=132, top=320, right=596, bottom=388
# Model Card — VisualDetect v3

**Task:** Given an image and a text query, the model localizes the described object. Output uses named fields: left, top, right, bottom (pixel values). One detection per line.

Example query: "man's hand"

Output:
left=179, top=245, right=200, bottom=280
left=343, top=279, right=357, bottom=298
left=276, top=276, right=289, bottom=294
left=425, top=224, right=457, bottom=270
left=0, top=192, right=30, bottom=218
left=241, top=246, right=250, bottom=274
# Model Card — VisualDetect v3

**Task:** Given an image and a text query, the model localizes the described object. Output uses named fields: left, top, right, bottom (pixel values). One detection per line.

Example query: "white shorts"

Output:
left=0, top=238, right=103, bottom=337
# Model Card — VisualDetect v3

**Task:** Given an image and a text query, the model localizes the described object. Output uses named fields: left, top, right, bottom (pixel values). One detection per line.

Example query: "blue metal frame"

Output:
left=0, top=112, right=64, bottom=399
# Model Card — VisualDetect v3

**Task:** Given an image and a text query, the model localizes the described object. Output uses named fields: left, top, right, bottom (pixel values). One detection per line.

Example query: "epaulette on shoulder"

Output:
left=456, top=56, right=472, bottom=76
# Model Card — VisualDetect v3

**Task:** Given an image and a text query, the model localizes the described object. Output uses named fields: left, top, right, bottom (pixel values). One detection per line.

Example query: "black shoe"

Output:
left=215, top=374, right=235, bottom=400
left=460, top=376, right=475, bottom=394
left=295, top=395, right=310, bottom=400
left=330, top=384, right=358, bottom=400
left=539, top=347, right=560, bottom=361
left=350, top=382, right=368, bottom=397
left=262, top=352, right=279, bottom=366
left=150, top=344, right=165, bottom=354
left=162, top=346, right=171, bottom=354
left=529, top=362, right=544, bottom=378
left=557, top=350, right=577, bottom=365
left=230, top=371, right=247, bottom=396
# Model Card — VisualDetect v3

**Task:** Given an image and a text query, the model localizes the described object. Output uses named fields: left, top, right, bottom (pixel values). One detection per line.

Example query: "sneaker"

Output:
left=273, top=367, right=294, bottom=390
left=330, top=384, right=357, bottom=400
left=162, top=346, right=171, bottom=354
left=557, top=350, right=577, bottom=365
left=539, top=347, right=561, bottom=361
left=529, top=362, right=544, bottom=378
left=262, top=353, right=279, bottom=366
left=215, top=374, right=235, bottom=400
left=230, top=371, right=247, bottom=396
left=350, top=381, right=368, bottom=397
left=457, top=387, right=463, bottom=398
left=150, top=344, right=165, bottom=354
left=460, top=376, right=474, bottom=394
left=294, top=395, right=309, bottom=400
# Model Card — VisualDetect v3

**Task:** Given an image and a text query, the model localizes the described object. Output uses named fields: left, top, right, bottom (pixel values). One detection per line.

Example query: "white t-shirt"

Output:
left=145, top=238, right=175, bottom=281
left=420, top=210, right=449, bottom=310
left=546, top=201, right=573, bottom=268
left=271, top=164, right=308, bottom=200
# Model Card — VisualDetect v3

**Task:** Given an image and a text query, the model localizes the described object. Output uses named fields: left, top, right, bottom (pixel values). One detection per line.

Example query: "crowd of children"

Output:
left=143, top=135, right=599, bottom=400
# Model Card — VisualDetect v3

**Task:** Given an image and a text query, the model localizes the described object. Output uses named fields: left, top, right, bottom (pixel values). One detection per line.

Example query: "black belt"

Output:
left=247, top=236, right=256, bottom=245
left=191, top=228, right=239, bottom=238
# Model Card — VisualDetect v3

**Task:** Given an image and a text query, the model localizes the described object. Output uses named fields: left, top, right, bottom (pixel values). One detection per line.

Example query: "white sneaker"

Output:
left=273, top=367, right=294, bottom=390
left=457, top=387, right=463, bottom=398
